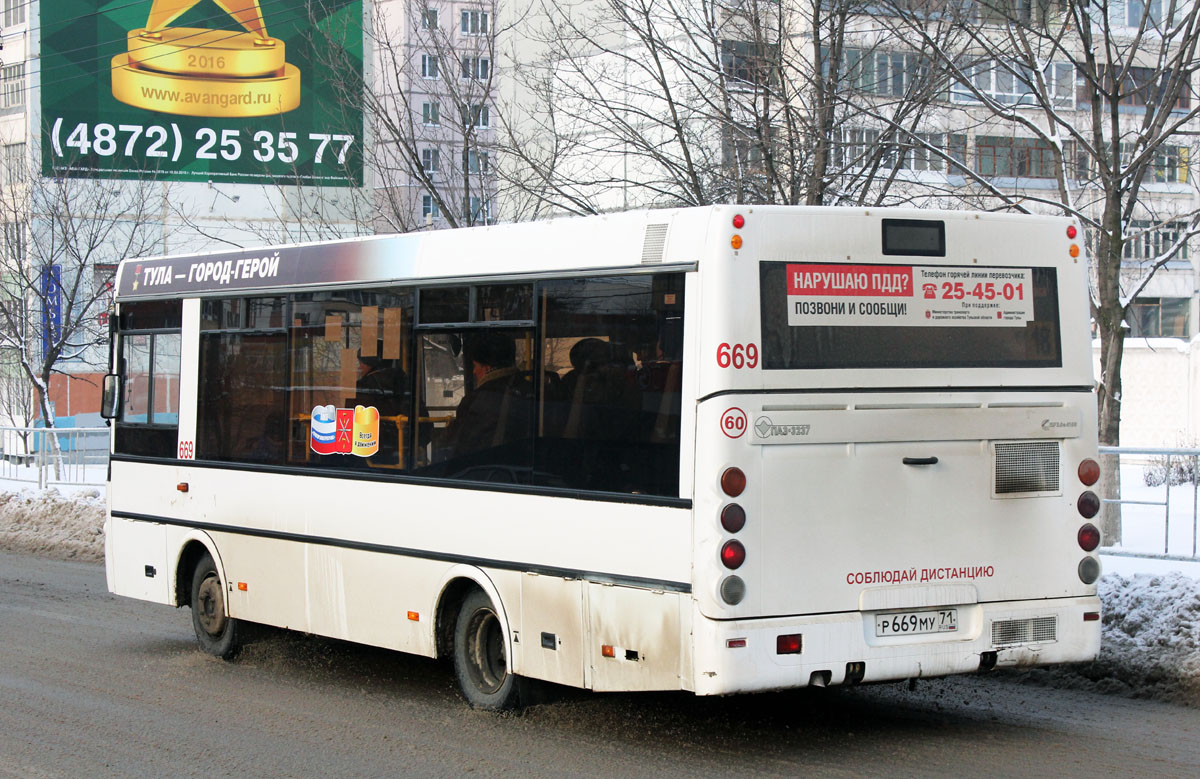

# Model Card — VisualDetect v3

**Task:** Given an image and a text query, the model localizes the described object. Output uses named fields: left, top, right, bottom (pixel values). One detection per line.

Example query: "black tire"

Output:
left=453, top=589, right=520, bottom=710
left=190, top=552, right=241, bottom=659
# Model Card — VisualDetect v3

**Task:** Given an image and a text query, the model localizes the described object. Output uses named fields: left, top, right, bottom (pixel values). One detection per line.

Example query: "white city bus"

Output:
left=103, top=206, right=1103, bottom=709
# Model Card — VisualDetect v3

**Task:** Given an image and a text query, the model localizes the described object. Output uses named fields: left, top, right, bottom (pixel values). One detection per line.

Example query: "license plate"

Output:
left=875, top=608, right=958, bottom=637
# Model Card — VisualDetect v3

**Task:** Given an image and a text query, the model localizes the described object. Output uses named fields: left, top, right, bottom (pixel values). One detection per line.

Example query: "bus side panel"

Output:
left=105, top=515, right=170, bottom=603
left=585, top=584, right=689, bottom=692
left=518, top=574, right=586, bottom=688
left=218, top=532, right=310, bottom=633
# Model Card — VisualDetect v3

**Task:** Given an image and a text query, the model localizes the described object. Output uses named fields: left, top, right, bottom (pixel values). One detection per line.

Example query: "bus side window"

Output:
left=283, top=290, right=414, bottom=470
left=419, top=329, right=535, bottom=483
left=195, top=297, right=289, bottom=465
left=536, top=273, right=684, bottom=497
left=113, top=300, right=182, bottom=459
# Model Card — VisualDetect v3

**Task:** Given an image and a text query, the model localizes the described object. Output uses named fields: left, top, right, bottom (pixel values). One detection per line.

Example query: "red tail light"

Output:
left=721, top=467, right=746, bottom=497
left=720, top=540, right=746, bottom=569
left=776, top=634, right=802, bottom=654
left=1066, top=225, right=1078, bottom=239
left=1077, top=491, right=1100, bottom=519
left=732, top=214, right=745, bottom=229
left=721, top=504, right=746, bottom=533
left=1078, top=523, right=1101, bottom=552
left=1078, top=458, right=1100, bottom=486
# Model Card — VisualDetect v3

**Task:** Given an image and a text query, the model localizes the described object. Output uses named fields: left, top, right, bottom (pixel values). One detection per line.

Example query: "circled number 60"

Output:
left=716, top=342, right=758, bottom=369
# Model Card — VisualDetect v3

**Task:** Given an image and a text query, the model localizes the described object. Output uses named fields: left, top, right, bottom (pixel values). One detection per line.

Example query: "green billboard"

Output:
left=41, top=1, right=363, bottom=186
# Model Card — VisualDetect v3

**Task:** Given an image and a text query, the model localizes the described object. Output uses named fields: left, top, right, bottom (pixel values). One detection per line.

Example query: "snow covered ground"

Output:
left=1, top=469, right=1197, bottom=706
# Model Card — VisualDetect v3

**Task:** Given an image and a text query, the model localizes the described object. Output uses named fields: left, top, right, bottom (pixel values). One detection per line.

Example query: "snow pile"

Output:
left=0, top=488, right=105, bottom=561
left=1020, top=572, right=1200, bottom=705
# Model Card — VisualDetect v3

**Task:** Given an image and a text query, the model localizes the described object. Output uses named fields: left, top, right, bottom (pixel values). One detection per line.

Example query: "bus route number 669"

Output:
left=716, top=342, right=758, bottom=369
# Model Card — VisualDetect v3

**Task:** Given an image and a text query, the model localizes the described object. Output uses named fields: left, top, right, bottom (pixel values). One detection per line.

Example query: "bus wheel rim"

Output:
left=196, top=574, right=227, bottom=637
left=467, top=608, right=506, bottom=694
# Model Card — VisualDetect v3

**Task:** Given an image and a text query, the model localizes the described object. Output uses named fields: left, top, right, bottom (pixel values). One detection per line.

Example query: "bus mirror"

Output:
left=100, top=374, right=120, bottom=420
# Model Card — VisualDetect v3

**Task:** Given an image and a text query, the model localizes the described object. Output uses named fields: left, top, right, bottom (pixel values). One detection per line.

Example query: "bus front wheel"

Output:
left=190, top=552, right=241, bottom=659
left=453, top=589, right=519, bottom=710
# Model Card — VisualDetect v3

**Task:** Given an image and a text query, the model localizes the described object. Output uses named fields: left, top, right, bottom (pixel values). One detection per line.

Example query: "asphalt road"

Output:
left=1, top=549, right=1198, bottom=778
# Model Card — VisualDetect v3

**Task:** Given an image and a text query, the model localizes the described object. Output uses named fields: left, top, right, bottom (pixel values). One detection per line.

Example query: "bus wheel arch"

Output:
left=433, top=569, right=520, bottom=710
left=173, top=534, right=222, bottom=608
left=173, top=534, right=243, bottom=660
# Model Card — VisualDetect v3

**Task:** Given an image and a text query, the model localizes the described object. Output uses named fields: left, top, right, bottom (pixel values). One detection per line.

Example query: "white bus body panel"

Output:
left=692, top=390, right=1100, bottom=621
left=108, top=459, right=692, bottom=685
left=104, top=515, right=170, bottom=603
left=690, top=594, right=1101, bottom=695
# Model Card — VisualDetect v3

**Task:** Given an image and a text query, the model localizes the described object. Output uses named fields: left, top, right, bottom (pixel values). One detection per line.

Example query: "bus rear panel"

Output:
left=689, top=208, right=1100, bottom=693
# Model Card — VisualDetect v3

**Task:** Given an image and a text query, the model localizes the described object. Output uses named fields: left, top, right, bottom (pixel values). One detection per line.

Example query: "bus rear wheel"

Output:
left=453, top=590, right=519, bottom=710
left=190, top=552, right=241, bottom=659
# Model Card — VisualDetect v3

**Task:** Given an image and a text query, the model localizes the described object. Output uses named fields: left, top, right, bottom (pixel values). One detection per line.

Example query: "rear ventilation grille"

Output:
left=641, top=224, right=668, bottom=263
left=994, top=441, right=1060, bottom=495
left=992, top=616, right=1057, bottom=647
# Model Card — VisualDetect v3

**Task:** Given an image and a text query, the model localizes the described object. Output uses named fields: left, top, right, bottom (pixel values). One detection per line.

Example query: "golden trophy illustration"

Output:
left=111, top=1, right=300, bottom=117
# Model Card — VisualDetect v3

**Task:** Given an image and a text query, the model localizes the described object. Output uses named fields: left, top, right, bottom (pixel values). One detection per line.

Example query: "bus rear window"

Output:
left=759, top=261, right=1062, bottom=370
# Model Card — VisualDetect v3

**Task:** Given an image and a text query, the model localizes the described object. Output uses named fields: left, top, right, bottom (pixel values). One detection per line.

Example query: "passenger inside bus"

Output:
left=353, top=354, right=408, bottom=465
left=437, top=331, right=534, bottom=461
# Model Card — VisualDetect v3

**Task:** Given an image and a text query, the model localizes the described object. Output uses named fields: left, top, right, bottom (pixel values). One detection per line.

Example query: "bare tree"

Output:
left=887, top=1, right=1200, bottom=445
left=499, top=0, right=960, bottom=213
left=881, top=0, right=1200, bottom=542
left=302, top=0, right=506, bottom=232
left=0, top=145, right=173, bottom=433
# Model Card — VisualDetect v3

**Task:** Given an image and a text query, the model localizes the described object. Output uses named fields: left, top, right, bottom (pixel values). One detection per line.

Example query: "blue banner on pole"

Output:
left=41, top=264, right=62, bottom=360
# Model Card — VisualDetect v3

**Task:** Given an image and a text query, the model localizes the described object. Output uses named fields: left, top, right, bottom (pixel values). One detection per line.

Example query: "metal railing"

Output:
left=1098, top=445, right=1200, bottom=562
left=0, top=426, right=109, bottom=489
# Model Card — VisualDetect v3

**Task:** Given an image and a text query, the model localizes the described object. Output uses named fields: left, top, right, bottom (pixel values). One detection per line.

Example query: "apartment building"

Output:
left=373, top=0, right=499, bottom=230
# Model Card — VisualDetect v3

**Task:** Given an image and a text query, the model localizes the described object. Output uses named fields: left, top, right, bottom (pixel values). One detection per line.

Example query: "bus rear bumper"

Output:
left=690, top=595, right=1102, bottom=696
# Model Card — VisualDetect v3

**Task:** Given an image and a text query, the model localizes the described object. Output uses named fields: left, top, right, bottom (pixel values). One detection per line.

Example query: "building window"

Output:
left=975, top=136, right=1058, bottom=178
left=1152, top=145, right=1188, bottom=183
left=835, top=128, right=880, bottom=168
left=421, top=8, right=438, bottom=28
left=4, top=142, right=24, bottom=183
left=467, top=149, right=489, bottom=173
left=421, top=148, right=440, bottom=173
left=2, top=64, right=25, bottom=110
left=721, top=124, right=776, bottom=169
left=1086, top=66, right=1190, bottom=111
left=1124, top=0, right=1164, bottom=27
left=422, top=101, right=440, bottom=126
left=3, top=0, right=26, bottom=27
left=422, top=194, right=441, bottom=219
left=1126, top=297, right=1189, bottom=338
left=461, top=10, right=489, bottom=35
left=461, top=56, right=490, bottom=81
left=899, top=133, right=968, bottom=173
left=3, top=220, right=24, bottom=260
left=973, top=0, right=1057, bottom=24
left=464, top=196, right=491, bottom=223
left=464, top=104, right=490, bottom=128
left=1124, top=220, right=1190, bottom=262
left=721, top=40, right=779, bottom=87
left=838, top=49, right=930, bottom=98
left=953, top=61, right=1073, bottom=107
left=421, top=54, right=439, bottom=79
